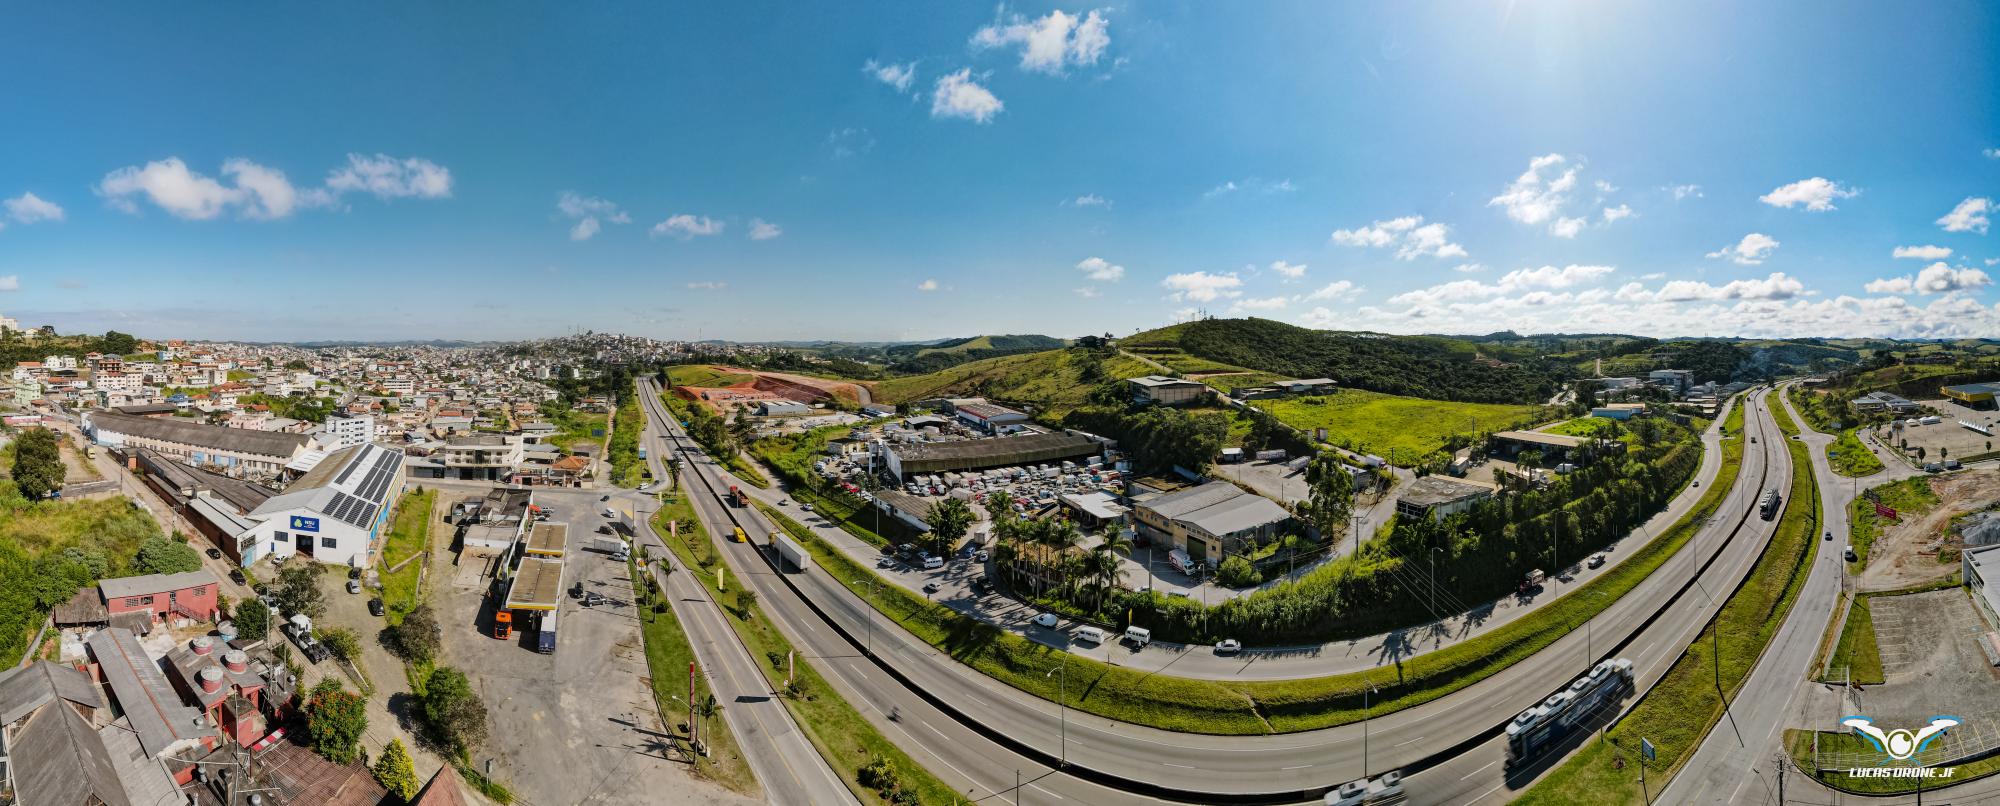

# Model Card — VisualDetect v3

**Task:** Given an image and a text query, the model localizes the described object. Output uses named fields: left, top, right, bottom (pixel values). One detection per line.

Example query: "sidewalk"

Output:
left=732, top=400, right=1736, bottom=681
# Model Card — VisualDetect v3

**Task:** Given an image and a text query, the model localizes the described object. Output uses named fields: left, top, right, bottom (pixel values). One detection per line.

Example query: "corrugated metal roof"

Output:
left=86, top=627, right=215, bottom=758
left=7, top=693, right=131, bottom=806
left=99, top=570, right=217, bottom=601
left=87, top=410, right=309, bottom=458
left=0, top=661, right=104, bottom=725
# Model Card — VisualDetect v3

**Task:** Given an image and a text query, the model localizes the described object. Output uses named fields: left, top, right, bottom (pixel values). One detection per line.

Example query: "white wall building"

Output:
left=324, top=411, right=374, bottom=450
left=236, top=443, right=407, bottom=568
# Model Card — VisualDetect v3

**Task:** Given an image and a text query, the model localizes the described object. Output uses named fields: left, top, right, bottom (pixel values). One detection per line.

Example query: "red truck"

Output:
left=726, top=486, right=749, bottom=508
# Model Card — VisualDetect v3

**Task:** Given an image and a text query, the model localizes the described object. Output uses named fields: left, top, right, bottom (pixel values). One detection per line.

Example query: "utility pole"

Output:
left=1362, top=675, right=1378, bottom=779
left=1047, top=658, right=1069, bottom=766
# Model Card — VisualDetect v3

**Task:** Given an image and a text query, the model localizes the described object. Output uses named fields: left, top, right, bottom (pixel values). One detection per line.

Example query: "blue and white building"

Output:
left=235, top=443, right=407, bottom=568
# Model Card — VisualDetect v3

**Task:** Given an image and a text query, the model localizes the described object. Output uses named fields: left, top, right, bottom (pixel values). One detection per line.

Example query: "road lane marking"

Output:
left=1282, top=764, right=1313, bottom=770
left=1395, top=735, right=1425, bottom=747
left=1462, top=783, right=1502, bottom=804
left=1460, top=760, right=1497, bottom=780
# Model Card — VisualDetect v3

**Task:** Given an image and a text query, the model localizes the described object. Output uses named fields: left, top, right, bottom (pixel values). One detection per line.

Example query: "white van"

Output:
left=1123, top=626, right=1152, bottom=647
left=1074, top=626, right=1106, bottom=645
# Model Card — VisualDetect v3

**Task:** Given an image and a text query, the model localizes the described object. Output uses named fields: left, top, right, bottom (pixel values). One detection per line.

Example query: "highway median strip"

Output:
left=628, top=541, right=760, bottom=797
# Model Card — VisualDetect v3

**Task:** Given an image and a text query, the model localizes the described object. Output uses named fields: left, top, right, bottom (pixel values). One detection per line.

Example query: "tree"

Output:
left=388, top=603, right=441, bottom=662
left=421, top=666, right=489, bottom=751
left=11, top=428, right=66, bottom=500
left=97, top=330, right=138, bottom=355
left=284, top=359, right=310, bottom=371
left=133, top=536, right=202, bottom=575
left=234, top=598, right=270, bottom=641
left=1216, top=555, right=1261, bottom=587
left=1297, top=454, right=1356, bottom=543
left=736, top=588, right=758, bottom=614
left=318, top=627, right=360, bottom=662
left=305, top=679, right=368, bottom=765
left=372, top=738, right=420, bottom=801
left=925, top=497, right=975, bottom=556
left=275, top=564, right=326, bottom=620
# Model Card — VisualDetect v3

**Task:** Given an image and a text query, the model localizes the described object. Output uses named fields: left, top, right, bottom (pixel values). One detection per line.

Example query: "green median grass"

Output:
left=1820, top=597, right=1884, bottom=685
left=757, top=402, right=1748, bottom=736
left=1518, top=390, right=1821, bottom=805
left=628, top=542, right=759, bottom=797
left=1828, top=428, right=1885, bottom=477
left=651, top=494, right=961, bottom=806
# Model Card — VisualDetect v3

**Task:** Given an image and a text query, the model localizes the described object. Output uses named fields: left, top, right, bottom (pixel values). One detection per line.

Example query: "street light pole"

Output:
left=1047, top=659, right=1069, bottom=766
left=1362, top=676, right=1378, bottom=779
left=851, top=579, right=877, bottom=654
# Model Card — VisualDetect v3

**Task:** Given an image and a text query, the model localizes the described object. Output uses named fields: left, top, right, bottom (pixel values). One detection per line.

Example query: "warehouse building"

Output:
left=881, top=431, right=1101, bottom=480
left=1126, top=375, right=1209, bottom=407
left=1129, top=481, right=1290, bottom=567
left=235, top=443, right=408, bottom=568
left=1943, top=382, right=2000, bottom=410
left=1396, top=476, right=1496, bottom=522
left=85, top=410, right=313, bottom=481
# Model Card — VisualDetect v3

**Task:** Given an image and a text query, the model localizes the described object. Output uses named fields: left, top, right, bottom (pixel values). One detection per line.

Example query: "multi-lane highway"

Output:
left=636, top=377, right=1795, bottom=803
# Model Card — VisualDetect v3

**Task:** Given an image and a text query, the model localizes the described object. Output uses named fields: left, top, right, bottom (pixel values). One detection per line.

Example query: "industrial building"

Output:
left=1126, top=375, right=1210, bottom=407
left=1129, top=481, right=1291, bottom=567
left=1851, top=390, right=1922, bottom=414
left=1487, top=430, right=1591, bottom=464
left=1396, top=476, right=1496, bottom=522
left=1943, top=382, right=2000, bottom=409
left=881, top=431, right=1101, bottom=480
left=84, top=410, right=314, bottom=481
left=235, top=442, right=409, bottom=568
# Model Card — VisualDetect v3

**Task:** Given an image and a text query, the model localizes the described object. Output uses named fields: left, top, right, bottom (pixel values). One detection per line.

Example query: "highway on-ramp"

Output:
left=639, top=378, right=1791, bottom=803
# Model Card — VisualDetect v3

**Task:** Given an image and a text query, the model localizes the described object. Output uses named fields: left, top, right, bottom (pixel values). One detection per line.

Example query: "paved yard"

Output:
left=1828, top=589, right=2000, bottom=765
left=437, top=487, right=753, bottom=806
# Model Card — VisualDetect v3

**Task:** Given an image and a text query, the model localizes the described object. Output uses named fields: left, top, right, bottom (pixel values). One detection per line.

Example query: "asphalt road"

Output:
left=640, top=378, right=1793, bottom=804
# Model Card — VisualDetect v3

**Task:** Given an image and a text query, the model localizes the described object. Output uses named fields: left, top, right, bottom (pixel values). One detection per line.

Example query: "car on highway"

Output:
left=205, top=547, right=222, bottom=560
left=801, top=502, right=813, bottom=512
left=1587, top=553, right=1606, bottom=569
left=1033, top=612, right=1059, bottom=629
left=777, top=498, right=789, bottom=506
left=1215, top=638, right=1242, bottom=655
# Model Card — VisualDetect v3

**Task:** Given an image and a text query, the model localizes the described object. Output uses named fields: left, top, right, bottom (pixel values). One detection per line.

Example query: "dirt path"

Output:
left=1859, top=469, right=2000, bottom=591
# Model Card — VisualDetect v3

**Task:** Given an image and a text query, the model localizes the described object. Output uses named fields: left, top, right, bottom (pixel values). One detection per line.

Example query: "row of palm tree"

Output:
left=984, top=490, right=1135, bottom=615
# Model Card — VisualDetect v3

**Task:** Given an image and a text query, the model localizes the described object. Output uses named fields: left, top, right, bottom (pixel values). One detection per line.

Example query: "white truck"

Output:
left=590, top=537, right=629, bottom=560
left=775, top=533, right=812, bottom=573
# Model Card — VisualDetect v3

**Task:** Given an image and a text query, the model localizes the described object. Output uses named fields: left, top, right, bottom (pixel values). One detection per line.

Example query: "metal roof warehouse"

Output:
left=504, top=557, right=565, bottom=610
left=882, top=431, right=1100, bottom=478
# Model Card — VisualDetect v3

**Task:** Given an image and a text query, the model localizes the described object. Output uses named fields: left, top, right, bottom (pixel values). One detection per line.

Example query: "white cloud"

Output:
left=1602, top=204, right=1634, bottom=224
left=1707, top=233, right=1781, bottom=265
left=0, top=276, right=18, bottom=291
left=4, top=192, right=63, bottom=224
left=826, top=128, right=875, bottom=159
left=1550, top=216, right=1587, bottom=239
left=1074, top=286, right=1101, bottom=298
left=1204, top=181, right=1239, bottom=198
left=931, top=69, right=1004, bottom=123
left=1499, top=264, right=1615, bottom=290
left=1204, top=178, right=1292, bottom=199
left=556, top=192, right=629, bottom=241
left=1990, top=258, right=2000, bottom=267
left=324, top=153, right=452, bottom=199
left=1454, top=263, right=1486, bottom=273
left=98, top=157, right=251, bottom=220
left=685, top=281, right=727, bottom=290
left=1665, top=184, right=1703, bottom=201
left=1229, top=296, right=1289, bottom=313
left=1640, top=272, right=1666, bottom=280
left=1331, top=215, right=1466, bottom=260
left=1161, top=270, right=1243, bottom=302
left=1066, top=193, right=1110, bottom=208
left=650, top=214, right=724, bottom=239
left=1759, top=177, right=1858, bottom=211
left=862, top=59, right=917, bottom=93
left=917, top=278, right=941, bottom=292
left=1269, top=260, right=1307, bottom=280
left=1595, top=180, right=1619, bottom=193
left=1489, top=153, right=1583, bottom=232
left=1870, top=262, right=1992, bottom=295
left=1893, top=245, right=1953, bottom=260
left=1302, top=280, right=1361, bottom=302
left=971, top=8, right=1111, bottom=74
left=1384, top=264, right=1615, bottom=307
left=1076, top=256, right=1124, bottom=281
left=749, top=218, right=783, bottom=240
left=1985, top=147, right=2000, bottom=159
left=1654, top=272, right=1805, bottom=302
left=1938, top=197, right=1993, bottom=234
left=1170, top=307, right=1202, bottom=323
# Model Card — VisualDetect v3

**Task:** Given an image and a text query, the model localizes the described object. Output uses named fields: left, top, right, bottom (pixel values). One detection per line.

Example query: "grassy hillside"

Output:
left=664, top=365, right=756, bottom=388
left=901, top=334, right=1065, bottom=358
left=1126, top=318, right=1566, bottom=404
left=1260, top=390, right=1542, bottom=461
left=864, top=348, right=1150, bottom=411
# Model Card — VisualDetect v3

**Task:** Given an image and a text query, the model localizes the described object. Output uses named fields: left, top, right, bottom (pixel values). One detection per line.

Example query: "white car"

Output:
left=1587, top=553, right=1606, bottom=569
left=1215, top=639, right=1242, bottom=655
left=1032, top=612, right=1060, bottom=629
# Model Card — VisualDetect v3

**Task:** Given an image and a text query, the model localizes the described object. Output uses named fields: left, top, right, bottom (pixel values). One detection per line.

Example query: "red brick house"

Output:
left=99, top=570, right=220, bottom=624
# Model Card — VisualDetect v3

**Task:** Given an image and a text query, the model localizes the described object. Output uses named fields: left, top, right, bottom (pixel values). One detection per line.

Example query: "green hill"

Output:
left=866, top=348, right=1150, bottom=411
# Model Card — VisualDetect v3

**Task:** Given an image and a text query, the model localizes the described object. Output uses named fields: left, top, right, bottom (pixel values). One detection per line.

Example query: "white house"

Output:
left=235, top=443, right=407, bottom=568
left=324, top=411, right=374, bottom=450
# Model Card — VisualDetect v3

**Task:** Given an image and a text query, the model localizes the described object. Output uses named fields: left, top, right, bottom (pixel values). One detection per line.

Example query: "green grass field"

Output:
left=1520, top=390, right=1821, bottom=805
left=863, top=349, right=1151, bottom=412
left=755, top=407, right=1752, bottom=736
left=1261, top=389, right=1540, bottom=461
left=1822, top=597, right=1884, bottom=684
left=1828, top=428, right=1885, bottom=477
left=1544, top=417, right=1622, bottom=438
left=665, top=365, right=756, bottom=388
left=542, top=408, right=606, bottom=453
left=377, top=489, right=435, bottom=620
left=1788, top=728, right=2000, bottom=793
left=1847, top=476, right=1939, bottom=572
left=652, top=498, right=962, bottom=805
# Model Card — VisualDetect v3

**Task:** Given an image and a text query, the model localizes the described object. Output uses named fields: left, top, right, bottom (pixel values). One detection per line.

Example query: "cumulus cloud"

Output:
left=1665, top=184, right=1703, bottom=201
left=1161, top=270, right=1243, bottom=302
left=862, top=59, right=917, bottom=92
left=99, top=154, right=449, bottom=221
left=1074, top=286, right=1101, bottom=298
left=1938, top=197, right=1993, bottom=234
left=99, top=157, right=260, bottom=220
left=917, top=278, right=941, bottom=292
left=1707, top=233, right=1781, bottom=265
left=1652, top=272, right=1805, bottom=302
left=1490, top=153, right=1592, bottom=235
left=931, top=69, right=1004, bottom=123
left=1229, top=296, right=1288, bottom=313
left=4, top=192, right=63, bottom=224
left=1331, top=215, right=1467, bottom=260
left=1550, top=216, right=1587, bottom=239
left=748, top=218, right=783, bottom=240
left=1270, top=260, right=1307, bottom=280
left=1869, top=262, right=1992, bottom=295
left=1894, top=245, right=1953, bottom=260
left=1301, top=280, right=1361, bottom=302
left=1986, top=147, right=2000, bottom=159
left=324, top=153, right=452, bottom=199
left=971, top=8, right=1111, bottom=74
left=1759, top=177, right=1858, bottom=211
left=1602, top=204, right=1634, bottom=224
left=1066, top=193, right=1110, bottom=208
left=1075, top=256, right=1125, bottom=281
left=555, top=192, right=629, bottom=241
left=1454, top=263, right=1486, bottom=273
left=650, top=214, right=724, bottom=239
left=1384, top=265, right=1614, bottom=307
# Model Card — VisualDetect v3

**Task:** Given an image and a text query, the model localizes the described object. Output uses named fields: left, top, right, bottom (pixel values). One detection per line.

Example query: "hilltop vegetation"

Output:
left=865, top=347, right=1151, bottom=411
left=1260, top=390, right=1541, bottom=462
left=1125, top=318, right=1571, bottom=404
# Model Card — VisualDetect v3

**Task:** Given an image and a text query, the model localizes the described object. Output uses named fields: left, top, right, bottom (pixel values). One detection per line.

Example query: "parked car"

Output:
left=1215, top=638, right=1242, bottom=655
left=1587, top=553, right=1606, bottom=569
left=205, top=547, right=223, bottom=560
left=368, top=598, right=385, bottom=617
left=975, top=550, right=990, bottom=563
left=348, top=567, right=361, bottom=580
left=1074, top=626, right=1106, bottom=645
left=230, top=570, right=248, bottom=586
left=1033, top=612, right=1060, bottom=629
left=346, top=580, right=362, bottom=595
left=1845, top=544, right=1858, bottom=562
left=923, top=581, right=941, bottom=594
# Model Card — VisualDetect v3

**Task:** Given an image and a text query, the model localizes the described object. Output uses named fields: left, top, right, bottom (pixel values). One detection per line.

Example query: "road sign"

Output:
left=1875, top=501, right=1899, bottom=521
left=1640, top=738, right=1656, bottom=762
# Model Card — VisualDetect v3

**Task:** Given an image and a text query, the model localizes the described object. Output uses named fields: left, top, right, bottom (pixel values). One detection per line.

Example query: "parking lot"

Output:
left=1875, top=397, right=2000, bottom=466
left=435, top=487, right=751, bottom=806
left=1840, top=589, right=2000, bottom=763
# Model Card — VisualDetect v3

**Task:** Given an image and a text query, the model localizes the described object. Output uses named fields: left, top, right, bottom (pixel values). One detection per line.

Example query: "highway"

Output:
left=637, top=377, right=1793, bottom=803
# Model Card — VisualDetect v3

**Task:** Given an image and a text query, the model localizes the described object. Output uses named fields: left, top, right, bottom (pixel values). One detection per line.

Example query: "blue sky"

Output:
left=2, top=2, right=1997, bottom=342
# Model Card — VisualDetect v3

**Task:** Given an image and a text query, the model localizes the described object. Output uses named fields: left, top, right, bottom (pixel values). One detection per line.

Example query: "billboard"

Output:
left=289, top=515, right=321, bottom=532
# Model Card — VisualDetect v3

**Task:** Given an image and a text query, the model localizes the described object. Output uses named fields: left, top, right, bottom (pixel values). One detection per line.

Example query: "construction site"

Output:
left=667, top=365, right=868, bottom=414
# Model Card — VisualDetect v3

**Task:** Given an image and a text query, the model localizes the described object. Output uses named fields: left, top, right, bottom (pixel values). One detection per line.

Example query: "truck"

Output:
left=536, top=610, right=558, bottom=655
left=726, top=485, right=749, bottom=508
left=638, top=446, right=648, bottom=460
left=590, top=537, right=628, bottom=558
left=1758, top=488, right=1782, bottom=520
left=775, top=533, right=812, bottom=572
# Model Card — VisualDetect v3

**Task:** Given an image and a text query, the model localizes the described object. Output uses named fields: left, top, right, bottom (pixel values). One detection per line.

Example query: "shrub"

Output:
left=372, top=738, right=419, bottom=801
left=233, top=599, right=270, bottom=641
left=420, top=666, right=489, bottom=752
left=1216, top=555, right=1261, bottom=587
left=133, top=536, right=202, bottom=575
left=387, top=604, right=441, bottom=662
left=305, top=679, right=368, bottom=765
left=318, top=627, right=360, bottom=662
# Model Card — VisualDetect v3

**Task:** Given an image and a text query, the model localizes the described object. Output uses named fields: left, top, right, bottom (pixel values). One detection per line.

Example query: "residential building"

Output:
left=442, top=433, right=525, bottom=480
left=1395, top=476, right=1496, bottom=522
left=324, top=410, right=374, bottom=449
left=1126, top=374, right=1209, bottom=407
left=237, top=442, right=408, bottom=567
left=99, top=570, right=222, bottom=625
left=1129, top=481, right=1291, bottom=566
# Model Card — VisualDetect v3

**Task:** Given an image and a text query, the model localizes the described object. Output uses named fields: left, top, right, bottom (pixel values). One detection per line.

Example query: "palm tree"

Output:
left=926, top=497, right=976, bottom=556
left=1043, top=519, right=1083, bottom=599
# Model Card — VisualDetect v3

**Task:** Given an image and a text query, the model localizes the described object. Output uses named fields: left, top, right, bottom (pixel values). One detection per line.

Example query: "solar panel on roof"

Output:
left=334, top=445, right=374, bottom=485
